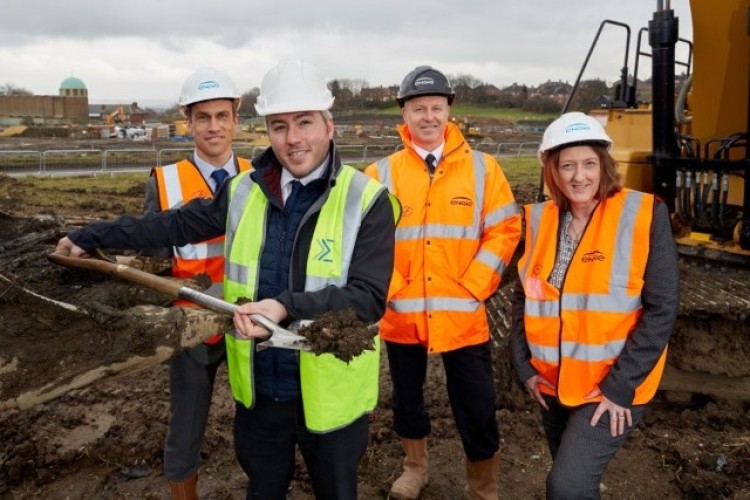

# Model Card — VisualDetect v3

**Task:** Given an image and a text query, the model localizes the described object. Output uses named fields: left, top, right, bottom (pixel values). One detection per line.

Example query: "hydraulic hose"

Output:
left=699, top=171, right=710, bottom=224
left=674, top=170, right=685, bottom=222
left=720, top=173, right=729, bottom=231
left=710, top=172, right=719, bottom=229
left=683, top=170, right=693, bottom=223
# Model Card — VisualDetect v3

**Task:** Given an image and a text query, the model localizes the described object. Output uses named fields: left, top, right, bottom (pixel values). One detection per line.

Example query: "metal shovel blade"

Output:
left=251, top=315, right=311, bottom=351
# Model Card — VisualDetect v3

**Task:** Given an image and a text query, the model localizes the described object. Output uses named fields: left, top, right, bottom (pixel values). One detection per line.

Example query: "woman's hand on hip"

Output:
left=586, top=387, right=633, bottom=437
left=524, top=374, right=556, bottom=411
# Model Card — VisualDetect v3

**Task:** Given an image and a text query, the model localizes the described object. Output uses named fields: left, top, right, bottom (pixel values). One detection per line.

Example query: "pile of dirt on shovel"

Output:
left=296, top=308, right=377, bottom=362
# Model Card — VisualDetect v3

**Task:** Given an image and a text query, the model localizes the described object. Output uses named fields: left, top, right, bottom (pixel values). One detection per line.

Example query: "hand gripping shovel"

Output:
left=47, top=252, right=311, bottom=351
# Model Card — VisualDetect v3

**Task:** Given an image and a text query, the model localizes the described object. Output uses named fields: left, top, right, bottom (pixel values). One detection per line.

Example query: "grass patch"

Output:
left=499, top=155, right=542, bottom=187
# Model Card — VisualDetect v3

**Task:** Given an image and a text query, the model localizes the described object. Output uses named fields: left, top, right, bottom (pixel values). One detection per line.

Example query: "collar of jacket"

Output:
left=397, top=121, right=468, bottom=161
left=248, top=141, right=341, bottom=203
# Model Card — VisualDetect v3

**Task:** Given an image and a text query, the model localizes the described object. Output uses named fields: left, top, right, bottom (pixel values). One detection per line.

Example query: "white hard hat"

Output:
left=254, top=60, right=334, bottom=116
left=538, top=112, right=613, bottom=159
left=178, top=67, right=240, bottom=106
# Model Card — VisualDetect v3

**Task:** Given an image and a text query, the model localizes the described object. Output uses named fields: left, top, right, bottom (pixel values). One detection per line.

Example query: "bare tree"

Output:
left=238, top=87, right=260, bottom=117
left=0, top=83, right=33, bottom=96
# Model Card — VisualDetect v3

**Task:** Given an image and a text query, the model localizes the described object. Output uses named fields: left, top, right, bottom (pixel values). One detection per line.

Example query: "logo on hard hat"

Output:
left=565, top=122, right=591, bottom=133
left=414, top=76, right=435, bottom=87
left=198, top=80, right=220, bottom=91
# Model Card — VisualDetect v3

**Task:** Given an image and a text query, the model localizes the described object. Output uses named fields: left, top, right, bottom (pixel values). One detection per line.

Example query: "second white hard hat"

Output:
left=178, top=67, right=241, bottom=106
left=538, top=112, right=613, bottom=159
left=254, top=60, right=334, bottom=116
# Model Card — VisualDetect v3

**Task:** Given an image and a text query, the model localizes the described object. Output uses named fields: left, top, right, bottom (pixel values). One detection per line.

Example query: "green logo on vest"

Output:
left=315, top=238, right=334, bottom=262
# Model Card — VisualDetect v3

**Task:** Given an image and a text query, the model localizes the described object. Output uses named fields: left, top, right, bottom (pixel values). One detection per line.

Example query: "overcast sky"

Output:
left=0, top=0, right=693, bottom=107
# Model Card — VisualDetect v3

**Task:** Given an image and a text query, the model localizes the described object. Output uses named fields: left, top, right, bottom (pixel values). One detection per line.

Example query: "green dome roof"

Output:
left=60, top=76, right=87, bottom=90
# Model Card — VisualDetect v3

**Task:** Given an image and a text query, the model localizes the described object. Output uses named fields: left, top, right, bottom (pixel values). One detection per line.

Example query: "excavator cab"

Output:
left=563, top=0, right=750, bottom=264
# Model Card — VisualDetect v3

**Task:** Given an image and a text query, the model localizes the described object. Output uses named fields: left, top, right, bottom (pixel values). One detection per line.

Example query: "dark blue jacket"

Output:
left=252, top=152, right=327, bottom=402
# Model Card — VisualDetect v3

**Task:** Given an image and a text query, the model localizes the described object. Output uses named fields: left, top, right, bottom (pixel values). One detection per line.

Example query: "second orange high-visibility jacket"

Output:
left=518, top=189, right=668, bottom=406
left=365, top=122, right=521, bottom=353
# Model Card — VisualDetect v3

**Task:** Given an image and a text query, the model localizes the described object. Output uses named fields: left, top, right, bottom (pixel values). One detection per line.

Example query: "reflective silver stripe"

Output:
left=227, top=261, right=253, bottom=288
left=476, top=248, right=507, bottom=274
left=225, top=174, right=261, bottom=287
left=518, top=203, right=545, bottom=282
left=528, top=338, right=626, bottom=364
left=528, top=343, right=560, bottom=363
left=395, top=225, right=423, bottom=240
left=471, top=151, right=485, bottom=233
left=306, top=171, right=377, bottom=291
left=175, top=240, right=223, bottom=260
left=225, top=173, right=254, bottom=256
left=525, top=299, right=559, bottom=317
left=561, top=339, right=626, bottom=362
left=612, top=191, right=644, bottom=286
left=375, top=157, right=394, bottom=192
left=561, top=293, right=641, bottom=313
left=485, top=201, right=519, bottom=229
left=389, top=296, right=480, bottom=313
left=161, top=163, right=185, bottom=209
left=396, top=223, right=481, bottom=241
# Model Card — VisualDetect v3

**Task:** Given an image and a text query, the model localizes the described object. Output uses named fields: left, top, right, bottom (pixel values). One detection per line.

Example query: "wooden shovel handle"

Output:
left=48, top=252, right=183, bottom=298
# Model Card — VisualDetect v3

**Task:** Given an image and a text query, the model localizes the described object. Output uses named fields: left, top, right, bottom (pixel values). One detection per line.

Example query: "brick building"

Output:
left=0, top=76, right=89, bottom=122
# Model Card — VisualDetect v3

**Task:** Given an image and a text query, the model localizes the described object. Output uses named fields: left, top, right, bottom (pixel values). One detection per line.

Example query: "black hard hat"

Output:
left=396, top=65, right=455, bottom=107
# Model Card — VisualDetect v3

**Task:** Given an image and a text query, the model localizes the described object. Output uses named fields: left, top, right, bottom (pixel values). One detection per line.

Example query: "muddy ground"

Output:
left=0, top=172, right=749, bottom=499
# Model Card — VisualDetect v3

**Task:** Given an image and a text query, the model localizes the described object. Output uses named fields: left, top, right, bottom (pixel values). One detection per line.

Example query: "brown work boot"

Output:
left=169, top=472, right=198, bottom=500
left=463, top=453, right=499, bottom=500
left=389, top=438, right=429, bottom=499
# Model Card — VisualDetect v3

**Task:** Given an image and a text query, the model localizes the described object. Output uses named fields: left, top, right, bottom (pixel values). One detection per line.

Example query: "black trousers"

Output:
left=163, top=341, right=224, bottom=481
left=234, top=396, right=369, bottom=500
left=386, top=340, right=499, bottom=461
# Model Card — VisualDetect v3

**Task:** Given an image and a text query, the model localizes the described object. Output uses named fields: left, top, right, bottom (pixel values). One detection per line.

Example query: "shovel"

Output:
left=47, top=252, right=311, bottom=351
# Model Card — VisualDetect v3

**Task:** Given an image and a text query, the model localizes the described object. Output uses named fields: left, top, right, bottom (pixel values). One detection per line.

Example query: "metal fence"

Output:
left=0, top=142, right=539, bottom=177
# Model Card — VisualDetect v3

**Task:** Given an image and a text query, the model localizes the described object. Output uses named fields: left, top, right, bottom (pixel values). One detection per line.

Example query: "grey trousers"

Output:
left=163, top=340, right=225, bottom=481
left=540, top=396, right=646, bottom=500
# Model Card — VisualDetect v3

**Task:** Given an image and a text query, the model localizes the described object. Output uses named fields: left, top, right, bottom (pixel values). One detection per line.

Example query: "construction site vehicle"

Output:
left=451, top=116, right=483, bottom=139
left=557, top=0, right=750, bottom=400
left=106, top=105, right=126, bottom=125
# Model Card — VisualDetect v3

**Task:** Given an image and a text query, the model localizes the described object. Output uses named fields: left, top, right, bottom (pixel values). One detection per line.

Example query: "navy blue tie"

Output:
left=285, top=180, right=302, bottom=213
left=210, top=169, right=229, bottom=190
left=425, top=154, right=437, bottom=173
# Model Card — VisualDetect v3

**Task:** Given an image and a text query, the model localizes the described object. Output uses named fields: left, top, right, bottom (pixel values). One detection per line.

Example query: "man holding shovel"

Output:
left=56, top=59, right=398, bottom=500
left=144, top=67, right=250, bottom=499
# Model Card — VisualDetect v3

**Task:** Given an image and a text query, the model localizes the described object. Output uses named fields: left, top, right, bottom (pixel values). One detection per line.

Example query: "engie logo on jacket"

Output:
left=581, top=250, right=605, bottom=263
left=450, top=196, right=473, bottom=207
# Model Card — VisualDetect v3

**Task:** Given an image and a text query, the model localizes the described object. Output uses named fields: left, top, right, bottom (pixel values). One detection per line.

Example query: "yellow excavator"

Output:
left=106, top=105, right=126, bottom=125
left=558, top=0, right=750, bottom=399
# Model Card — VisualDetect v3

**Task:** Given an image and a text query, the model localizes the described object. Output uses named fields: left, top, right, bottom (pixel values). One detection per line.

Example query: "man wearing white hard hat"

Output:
left=55, top=60, right=399, bottom=499
left=143, top=67, right=251, bottom=499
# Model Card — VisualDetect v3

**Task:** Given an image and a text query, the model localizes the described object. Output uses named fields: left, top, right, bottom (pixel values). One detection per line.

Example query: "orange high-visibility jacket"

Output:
left=518, top=189, right=667, bottom=406
left=365, top=122, right=521, bottom=353
left=153, top=157, right=252, bottom=341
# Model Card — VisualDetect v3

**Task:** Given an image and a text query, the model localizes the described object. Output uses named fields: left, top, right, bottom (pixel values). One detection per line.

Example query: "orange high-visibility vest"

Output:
left=518, top=189, right=667, bottom=406
left=365, top=122, right=521, bottom=354
left=152, top=157, right=252, bottom=343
